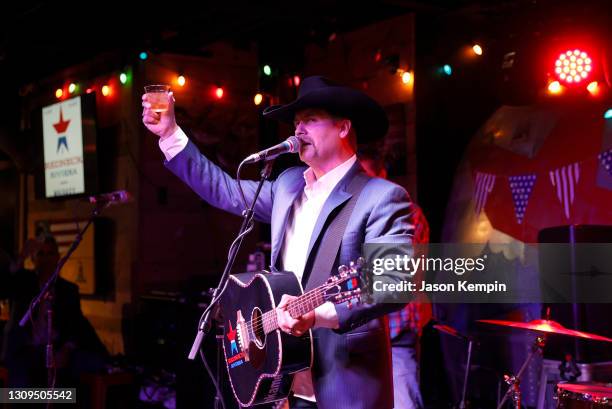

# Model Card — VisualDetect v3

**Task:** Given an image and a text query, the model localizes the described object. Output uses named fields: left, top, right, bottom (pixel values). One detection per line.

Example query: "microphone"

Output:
left=243, top=136, right=301, bottom=164
left=88, top=190, right=130, bottom=205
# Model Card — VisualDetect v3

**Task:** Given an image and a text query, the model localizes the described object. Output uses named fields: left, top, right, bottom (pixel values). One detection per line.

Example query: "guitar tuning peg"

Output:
left=338, top=265, right=348, bottom=274
left=356, top=257, right=365, bottom=267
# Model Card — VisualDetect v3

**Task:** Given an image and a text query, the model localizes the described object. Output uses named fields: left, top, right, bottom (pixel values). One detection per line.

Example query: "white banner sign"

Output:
left=42, top=96, right=85, bottom=197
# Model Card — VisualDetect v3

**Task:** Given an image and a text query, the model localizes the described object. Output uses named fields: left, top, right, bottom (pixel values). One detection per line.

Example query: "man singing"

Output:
left=142, top=76, right=416, bottom=409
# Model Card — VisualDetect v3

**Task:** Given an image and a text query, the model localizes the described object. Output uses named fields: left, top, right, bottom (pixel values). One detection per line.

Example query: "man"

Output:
left=142, top=76, right=415, bottom=409
left=360, top=148, right=428, bottom=409
left=0, top=236, right=108, bottom=387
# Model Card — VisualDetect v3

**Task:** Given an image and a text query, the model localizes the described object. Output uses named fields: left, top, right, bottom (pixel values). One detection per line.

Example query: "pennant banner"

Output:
left=508, top=174, right=537, bottom=224
left=474, top=172, right=496, bottom=215
left=598, top=148, right=612, bottom=178
left=549, top=162, right=580, bottom=219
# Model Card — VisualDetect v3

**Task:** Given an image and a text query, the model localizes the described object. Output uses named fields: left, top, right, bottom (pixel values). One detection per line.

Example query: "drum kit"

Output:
left=476, top=316, right=612, bottom=408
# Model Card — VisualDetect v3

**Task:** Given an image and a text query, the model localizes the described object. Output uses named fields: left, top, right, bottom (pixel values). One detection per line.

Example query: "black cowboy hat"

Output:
left=262, top=76, right=388, bottom=142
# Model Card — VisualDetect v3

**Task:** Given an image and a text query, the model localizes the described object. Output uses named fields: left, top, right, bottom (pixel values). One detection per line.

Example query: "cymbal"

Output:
left=477, top=319, right=612, bottom=342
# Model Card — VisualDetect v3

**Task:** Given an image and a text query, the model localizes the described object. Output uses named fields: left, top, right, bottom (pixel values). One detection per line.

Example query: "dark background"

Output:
left=0, top=1, right=610, bottom=407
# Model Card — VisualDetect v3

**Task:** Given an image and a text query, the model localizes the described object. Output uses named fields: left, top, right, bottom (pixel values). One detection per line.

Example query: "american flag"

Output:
left=549, top=163, right=580, bottom=219
left=508, top=174, right=537, bottom=224
left=598, top=148, right=612, bottom=177
left=474, top=172, right=496, bottom=215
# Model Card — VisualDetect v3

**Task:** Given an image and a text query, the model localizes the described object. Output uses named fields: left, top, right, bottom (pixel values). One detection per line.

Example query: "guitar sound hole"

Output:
left=251, top=307, right=265, bottom=348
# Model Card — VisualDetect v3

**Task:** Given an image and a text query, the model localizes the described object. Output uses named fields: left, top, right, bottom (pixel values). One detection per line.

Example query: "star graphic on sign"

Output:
left=53, top=108, right=71, bottom=134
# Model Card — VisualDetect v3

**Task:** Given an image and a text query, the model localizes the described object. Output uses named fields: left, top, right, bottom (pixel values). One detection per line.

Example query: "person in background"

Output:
left=0, top=236, right=108, bottom=387
left=359, top=147, right=429, bottom=409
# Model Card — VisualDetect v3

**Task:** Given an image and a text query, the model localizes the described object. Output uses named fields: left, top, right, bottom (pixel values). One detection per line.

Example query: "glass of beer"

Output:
left=144, top=84, right=170, bottom=112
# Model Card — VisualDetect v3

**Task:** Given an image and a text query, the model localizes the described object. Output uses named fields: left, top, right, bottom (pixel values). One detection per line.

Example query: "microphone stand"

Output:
left=187, top=159, right=275, bottom=408
left=19, top=201, right=111, bottom=391
left=434, top=324, right=476, bottom=409
left=187, top=160, right=274, bottom=359
left=496, top=336, right=546, bottom=409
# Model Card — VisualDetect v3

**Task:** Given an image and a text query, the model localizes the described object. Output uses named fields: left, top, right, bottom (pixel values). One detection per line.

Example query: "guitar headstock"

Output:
left=322, top=258, right=365, bottom=309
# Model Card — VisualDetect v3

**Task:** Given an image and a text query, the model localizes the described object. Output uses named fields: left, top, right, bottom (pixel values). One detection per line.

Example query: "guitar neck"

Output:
left=262, top=287, right=326, bottom=334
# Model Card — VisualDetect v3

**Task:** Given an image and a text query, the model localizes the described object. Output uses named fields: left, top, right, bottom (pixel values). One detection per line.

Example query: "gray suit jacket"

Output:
left=166, top=141, right=415, bottom=409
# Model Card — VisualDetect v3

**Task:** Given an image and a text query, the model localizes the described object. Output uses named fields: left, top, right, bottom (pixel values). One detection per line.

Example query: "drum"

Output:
left=556, top=382, right=612, bottom=408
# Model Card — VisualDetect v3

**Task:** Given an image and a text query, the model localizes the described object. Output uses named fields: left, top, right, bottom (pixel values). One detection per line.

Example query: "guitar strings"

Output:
left=244, top=286, right=325, bottom=334
left=241, top=272, right=358, bottom=337
left=243, top=285, right=328, bottom=335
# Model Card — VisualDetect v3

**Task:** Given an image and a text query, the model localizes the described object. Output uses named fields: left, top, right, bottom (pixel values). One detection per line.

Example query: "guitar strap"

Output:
left=304, top=172, right=370, bottom=291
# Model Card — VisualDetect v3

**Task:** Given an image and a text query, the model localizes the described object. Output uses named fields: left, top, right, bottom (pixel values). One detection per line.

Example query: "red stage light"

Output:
left=587, top=81, right=599, bottom=96
left=548, top=81, right=562, bottom=94
left=554, top=49, right=592, bottom=85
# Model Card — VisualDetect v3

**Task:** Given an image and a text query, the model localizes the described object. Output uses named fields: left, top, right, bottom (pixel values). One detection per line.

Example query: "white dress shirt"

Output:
left=280, top=154, right=356, bottom=402
left=159, top=128, right=355, bottom=402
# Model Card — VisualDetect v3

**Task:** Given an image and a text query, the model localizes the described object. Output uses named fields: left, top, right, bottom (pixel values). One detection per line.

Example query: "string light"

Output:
left=119, top=72, right=128, bottom=84
left=215, top=87, right=224, bottom=99
left=401, top=71, right=412, bottom=84
left=263, top=65, right=272, bottom=76
left=101, top=85, right=111, bottom=97
left=254, top=93, right=263, bottom=105
left=472, top=44, right=483, bottom=56
left=139, top=51, right=148, bottom=60
left=55, top=88, right=63, bottom=99
left=68, top=83, right=77, bottom=94
left=293, top=75, right=301, bottom=87
left=604, top=109, right=612, bottom=119
left=177, top=75, right=186, bottom=87
left=374, top=49, right=382, bottom=62
left=442, top=64, right=452, bottom=76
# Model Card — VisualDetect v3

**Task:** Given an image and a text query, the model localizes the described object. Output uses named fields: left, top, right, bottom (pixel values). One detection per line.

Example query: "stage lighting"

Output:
left=586, top=81, right=599, bottom=95
left=547, top=81, right=562, bottom=94
left=215, top=87, right=224, bottom=99
left=555, top=49, right=592, bottom=85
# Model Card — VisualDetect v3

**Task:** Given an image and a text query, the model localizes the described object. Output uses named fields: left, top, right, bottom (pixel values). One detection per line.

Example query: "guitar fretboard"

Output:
left=260, top=287, right=326, bottom=334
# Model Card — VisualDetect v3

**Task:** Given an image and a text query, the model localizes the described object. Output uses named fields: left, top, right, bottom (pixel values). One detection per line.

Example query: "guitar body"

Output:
left=219, top=271, right=313, bottom=407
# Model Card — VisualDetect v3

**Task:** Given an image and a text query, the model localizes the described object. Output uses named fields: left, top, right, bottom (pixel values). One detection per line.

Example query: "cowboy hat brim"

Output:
left=262, top=85, right=388, bottom=142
